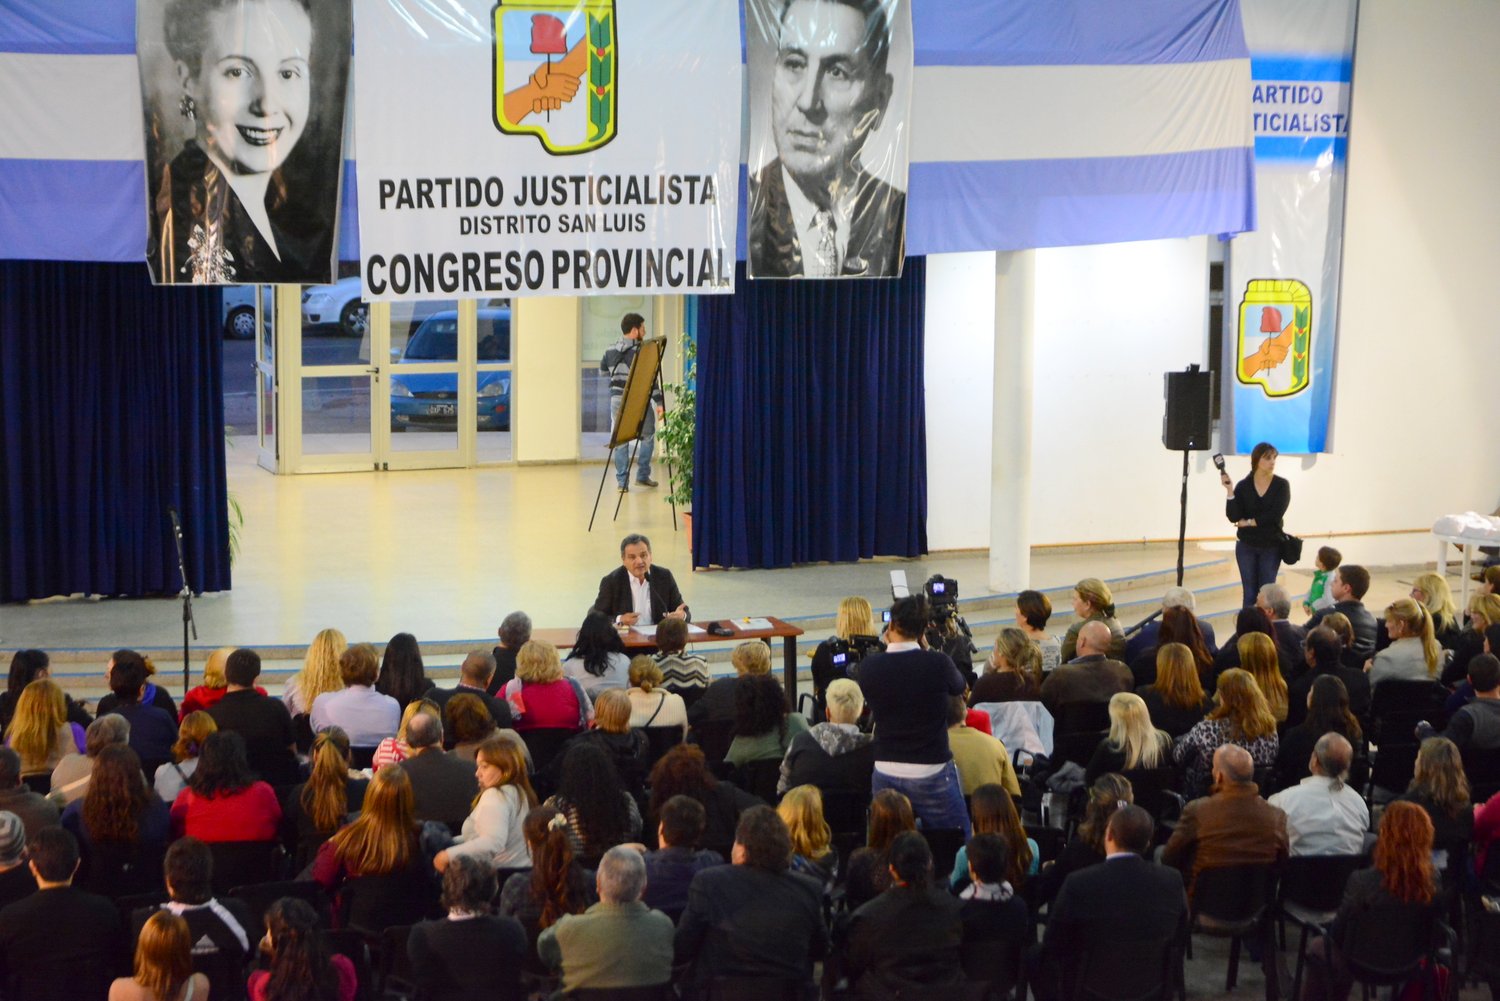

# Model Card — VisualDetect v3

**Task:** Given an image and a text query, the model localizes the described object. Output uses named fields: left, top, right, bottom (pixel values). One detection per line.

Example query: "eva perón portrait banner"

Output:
left=137, top=0, right=352, bottom=285
left=744, top=0, right=911, bottom=280
left=354, top=0, right=740, bottom=301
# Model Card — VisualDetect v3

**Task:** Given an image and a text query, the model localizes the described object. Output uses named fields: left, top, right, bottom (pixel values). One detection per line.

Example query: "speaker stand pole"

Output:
left=1176, top=449, right=1190, bottom=586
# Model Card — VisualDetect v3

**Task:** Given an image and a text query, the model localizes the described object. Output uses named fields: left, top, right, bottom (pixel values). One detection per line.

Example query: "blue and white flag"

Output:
left=0, top=0, right=1256, bottom=265
left=1222, top=0, right=1355, bottom=454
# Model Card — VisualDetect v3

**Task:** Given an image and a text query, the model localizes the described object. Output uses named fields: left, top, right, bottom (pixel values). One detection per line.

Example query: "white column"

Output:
left=989, top=250, right=1036, bottom=592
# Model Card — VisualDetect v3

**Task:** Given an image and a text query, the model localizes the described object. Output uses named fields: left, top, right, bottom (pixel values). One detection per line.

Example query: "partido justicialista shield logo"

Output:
left=492, top=0, right=618, bottom=155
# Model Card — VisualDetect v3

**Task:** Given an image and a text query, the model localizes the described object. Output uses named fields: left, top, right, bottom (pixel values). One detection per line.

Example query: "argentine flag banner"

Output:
left=1223, top=0, right=1356, bottom=455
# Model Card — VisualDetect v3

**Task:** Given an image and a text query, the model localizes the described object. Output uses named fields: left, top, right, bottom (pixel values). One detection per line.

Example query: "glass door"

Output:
left=287, top=280, right=378, bottom=473
left=254, top=285, right=278, bottom=471
left=383, top=298, right=468, bottom=470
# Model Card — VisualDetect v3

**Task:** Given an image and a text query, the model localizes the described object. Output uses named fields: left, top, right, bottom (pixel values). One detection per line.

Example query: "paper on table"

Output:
left=634, top=624, right=708, bottom=637
left=736, top=617, right=775, bottom=630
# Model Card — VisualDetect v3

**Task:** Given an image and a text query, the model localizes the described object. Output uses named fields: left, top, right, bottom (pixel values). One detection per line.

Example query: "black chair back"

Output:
left=324, top=929, right=374, bottom=1001
left=21, top=774, right=50, bottom=795
left=209, top=840, right=286, bottom=896
left=1116, top=766, right=1181, bottom=822
left=1369, top=680, right=1449, bottom=728
left=1465, top=746, right=1500, bottom=803
left=821, top=789, right=869, bottom=838
left=1278, top=854, right=1364, bottom=916
left=292, top=713, right=315, bottom=754
left=1191, top=863, right=1277, bottom=930
left=567, top=986, right=674, bottom=1000
left=705, top=977, right=805, bottom=1001
left=1338, top=900, right=1438, bottom=987
left=1024, top=824, right=1066, bottom=867
left=1051, top=702, right=1110, bottom=766
left=959, top=918, right=1024, bottom=999
left=227, top=879, right=329, bottom=936
left=640, top=725, right=684, bottom=768
left=688, top=719, right=736, bottom=766
left=376, top=925, right=417, bottom=998
left=520, top=727, right=580, bottom=777
left=337, top=868, right=440, bottom=934
left=1067, top=937, right=1180, bottom=1001
left=349, top=746, right=378, bottom=770
left=922, top=827, right=967, bottom=880
left=77, top=838, right=165, bottom=900
left=728, top=759, right=782, bottom=805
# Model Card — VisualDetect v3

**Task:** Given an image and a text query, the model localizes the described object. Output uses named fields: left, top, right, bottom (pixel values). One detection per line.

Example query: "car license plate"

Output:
left=427, top=403, right=456, bottom=416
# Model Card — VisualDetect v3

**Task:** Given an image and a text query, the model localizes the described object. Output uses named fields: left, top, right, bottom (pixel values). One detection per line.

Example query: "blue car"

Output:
left=390, top=308, right=511, bottom=432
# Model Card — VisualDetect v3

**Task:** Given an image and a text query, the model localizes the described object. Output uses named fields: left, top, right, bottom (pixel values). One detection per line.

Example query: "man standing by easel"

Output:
left=603, top=312, right=663, bottom=493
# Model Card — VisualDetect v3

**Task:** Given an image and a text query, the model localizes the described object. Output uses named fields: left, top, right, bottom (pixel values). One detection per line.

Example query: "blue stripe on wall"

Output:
left=0, top=2, right=136, bottom=55
left=0, top=159, right=144, bottom=262
left=1250, top=56, right=1352, bottom=82
left=1254, top=136, right=1348, bottom=162
left=7, top=0, right=1249, bottom=67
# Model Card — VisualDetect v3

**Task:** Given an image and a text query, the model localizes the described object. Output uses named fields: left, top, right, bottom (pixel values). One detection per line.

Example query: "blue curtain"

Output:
left=693, top=259, right=928, bottom=569
left=1, top=261, right=231, bottom=602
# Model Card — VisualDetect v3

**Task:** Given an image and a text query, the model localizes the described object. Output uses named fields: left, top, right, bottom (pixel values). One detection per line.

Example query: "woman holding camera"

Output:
left=1220, top=442, right=1290, bottom=609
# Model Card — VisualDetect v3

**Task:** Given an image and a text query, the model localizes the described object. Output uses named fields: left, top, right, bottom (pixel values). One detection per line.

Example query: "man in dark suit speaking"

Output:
left=593, top=533, right=689, bottom=627
left=749, top=0, right=905, bottom=278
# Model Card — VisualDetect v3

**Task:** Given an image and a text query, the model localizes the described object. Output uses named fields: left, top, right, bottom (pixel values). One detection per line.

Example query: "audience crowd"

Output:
left=6, top=546, right=1500, bottom=1001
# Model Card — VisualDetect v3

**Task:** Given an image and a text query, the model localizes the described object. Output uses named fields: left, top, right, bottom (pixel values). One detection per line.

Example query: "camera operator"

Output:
left=924, top=577, right=977, bottom=688
left=810, top=597, right=885, bottom=722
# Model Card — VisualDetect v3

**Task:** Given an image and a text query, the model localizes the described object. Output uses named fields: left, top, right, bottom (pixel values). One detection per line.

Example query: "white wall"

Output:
left=925, top=0, right=1500, bottom=555
left=924, top=253, right=996, bottom=550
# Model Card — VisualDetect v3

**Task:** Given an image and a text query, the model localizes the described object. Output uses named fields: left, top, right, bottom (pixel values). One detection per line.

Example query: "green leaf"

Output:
left=1295, top=306, right=1309, bottom=329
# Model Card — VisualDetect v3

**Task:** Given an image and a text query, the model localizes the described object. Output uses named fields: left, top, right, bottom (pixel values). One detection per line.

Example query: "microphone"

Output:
left=167, top=505, right=183, bottom=537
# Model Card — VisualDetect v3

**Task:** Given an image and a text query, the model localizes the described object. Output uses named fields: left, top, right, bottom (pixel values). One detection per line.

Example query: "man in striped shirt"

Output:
left=601, top=312, right=664, bottom=493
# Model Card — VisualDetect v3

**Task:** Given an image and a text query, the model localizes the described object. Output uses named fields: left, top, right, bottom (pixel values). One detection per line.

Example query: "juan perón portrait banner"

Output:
left=744, top=0, right=911, bottom=280
left=137, top=0, right=351, bottom=285
left=354, top=0, right=740, bottom=301
left=1223, top=0, right=1355, bottom=454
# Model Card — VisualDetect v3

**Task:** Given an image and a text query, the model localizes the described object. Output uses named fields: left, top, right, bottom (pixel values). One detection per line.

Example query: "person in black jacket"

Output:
left=858, top=595, right=970, bottom=835
left=408, top=855, right=527, bottom=1001
left=592, top=533, right=688, bottom=626
left=488, top=611, right=532, bottom=696
left=206, top=648, right=301, bottom=787
left=838, top=831, right=964, bottom=1000
left=1219, top=441, right=1290, bottom=609
left=1286, top=627, right=1372, bottom=729
left=128, top=837, right=254, bottom=1001
left=674, top=807, right=826, bottom=999
left=1034, top=806, right=1187, bottom=1001
left=1307, top=565, right=1380, bottom=661
left=0, top=826, right=125, bottom=1001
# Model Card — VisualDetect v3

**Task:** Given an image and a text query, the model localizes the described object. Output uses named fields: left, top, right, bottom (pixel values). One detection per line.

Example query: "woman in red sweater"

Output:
left=169, top=730, right=281, bottom=842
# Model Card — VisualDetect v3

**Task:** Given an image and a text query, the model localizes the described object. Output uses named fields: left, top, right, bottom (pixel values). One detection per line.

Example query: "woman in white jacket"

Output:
left=433, top=737, right=536, bottom=871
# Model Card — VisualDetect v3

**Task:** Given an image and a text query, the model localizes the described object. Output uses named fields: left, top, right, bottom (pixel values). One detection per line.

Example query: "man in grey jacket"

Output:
left=601, top=312, right=664, bottom=492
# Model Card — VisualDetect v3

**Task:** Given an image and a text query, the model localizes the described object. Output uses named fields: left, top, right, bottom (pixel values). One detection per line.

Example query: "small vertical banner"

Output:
left=1223, top=0, right=1356, bottom=454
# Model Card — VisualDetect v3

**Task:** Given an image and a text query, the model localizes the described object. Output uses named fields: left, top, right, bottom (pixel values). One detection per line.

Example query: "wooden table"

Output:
left=533, top=616, right=807, bottom=702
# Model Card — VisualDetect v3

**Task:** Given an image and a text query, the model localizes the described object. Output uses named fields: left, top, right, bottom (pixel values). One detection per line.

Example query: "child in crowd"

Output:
left=1304, top=545, right=1342, bottom=616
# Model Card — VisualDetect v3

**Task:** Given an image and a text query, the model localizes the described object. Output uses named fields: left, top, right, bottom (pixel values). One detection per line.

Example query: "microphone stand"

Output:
left=168, top=509, right=197, bottom=696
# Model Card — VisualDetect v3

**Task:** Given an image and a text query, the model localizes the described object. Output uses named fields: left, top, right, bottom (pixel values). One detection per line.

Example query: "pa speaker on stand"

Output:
left=1163, top=365, right=1214, bottom=585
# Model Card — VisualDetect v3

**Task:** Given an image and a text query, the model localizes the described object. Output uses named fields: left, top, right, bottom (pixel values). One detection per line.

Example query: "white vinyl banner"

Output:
left=353, top=0, right=740, bottom=301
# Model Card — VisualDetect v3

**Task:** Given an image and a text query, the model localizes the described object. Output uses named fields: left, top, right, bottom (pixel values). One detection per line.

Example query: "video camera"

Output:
left=923, top=573, right=977, bottom=661
left=825, top=633, right=885, bottom=679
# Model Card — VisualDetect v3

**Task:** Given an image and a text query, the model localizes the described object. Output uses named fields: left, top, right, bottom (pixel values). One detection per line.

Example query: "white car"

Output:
left=221, top=285, right=259, bottom=339
left=300, top=276, right=369, bottom=338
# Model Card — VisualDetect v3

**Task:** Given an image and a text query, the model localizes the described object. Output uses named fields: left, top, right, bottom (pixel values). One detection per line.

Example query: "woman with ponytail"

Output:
left=1369, top=598, right=1443, bottom=690
left=1060, top=577, right=1125, bottom=661
left=282, top=727, right=367, bottom=869
left=497, top=805, right=595, bottom=974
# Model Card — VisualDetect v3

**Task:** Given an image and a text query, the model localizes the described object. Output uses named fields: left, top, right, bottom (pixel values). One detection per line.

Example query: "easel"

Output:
left=589, top=336, right=679, bottom=532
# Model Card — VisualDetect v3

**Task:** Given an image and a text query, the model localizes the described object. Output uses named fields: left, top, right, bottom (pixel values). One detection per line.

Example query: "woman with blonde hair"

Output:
left=5, top=678, right=85, bottom=777
left=178, top=646, right=254, bottom=719
left=1369, top=598, right=1442, bottom=689
left=811, top=596, right=881, bottom=699
left=501, top=640, right=591, bottom=733
left=282, top=727, right=368, bottom=869
left=1138, top=643, right=1214, bottom=737
left=1060, top=577, right=1124, bottom=661
left=626, top=656, right=688, bottom=735
left=1173, top=668, right=1279, bottom=798
left=1445, top=592, right=1500, bottom=686
left=153, top=711, right=217, bottom=803
left=435, top=736, right=536, bottom=872
left=971, top=627, right=1043, bottom=704
left=691, top=641, right=773, bottom=727
left=108, top=910, right=208, bottom=1001
left=778, top=784, right=836, bottom=885
left=285, top=627, right=348, bottom=718
left=372, top=698, right=441, bottom=770
left=1085, top=693, right=1170, bottom=782
left=1238, top=632, right=1289, bottom=722
left=1410, top=572, right=1462, bottom=648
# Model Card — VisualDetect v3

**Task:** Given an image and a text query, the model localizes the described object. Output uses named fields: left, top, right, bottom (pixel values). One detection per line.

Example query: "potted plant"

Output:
left=656, top=336, right=696, bottom=543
